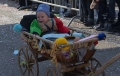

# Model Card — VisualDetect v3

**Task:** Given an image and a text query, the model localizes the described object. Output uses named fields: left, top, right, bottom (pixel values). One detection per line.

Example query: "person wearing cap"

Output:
left=30, top=4, right=70, bottom=36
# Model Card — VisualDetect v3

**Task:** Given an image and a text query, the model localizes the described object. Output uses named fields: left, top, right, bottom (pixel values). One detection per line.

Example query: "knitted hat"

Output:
left=36, top=4, right=50, bottom=17
left=55, top=38, right=70, bottom=51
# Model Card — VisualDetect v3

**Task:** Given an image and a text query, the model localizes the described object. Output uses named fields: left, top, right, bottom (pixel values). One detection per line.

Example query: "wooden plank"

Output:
left=61, top=62, right=89, bottom=72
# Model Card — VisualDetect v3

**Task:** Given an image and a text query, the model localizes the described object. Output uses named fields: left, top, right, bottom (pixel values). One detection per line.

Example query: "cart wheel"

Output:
left=86, top=58, right=105, bottom=76
left=18, top=46, right=39, bottom=76
left=46, top=67, right=62, bottom=76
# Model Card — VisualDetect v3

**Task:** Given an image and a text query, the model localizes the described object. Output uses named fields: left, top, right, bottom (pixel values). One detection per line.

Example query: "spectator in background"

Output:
left=93, top=0, right=120, bottom=32
left=108, top=0, right=116, bottom=23
left=81, top=0, right=94, bottom=26
left=111, top=0, right=120, bottom=32
left=94, top=0, right=108, bottom=31
left=64, top=0, right=94, bottom=26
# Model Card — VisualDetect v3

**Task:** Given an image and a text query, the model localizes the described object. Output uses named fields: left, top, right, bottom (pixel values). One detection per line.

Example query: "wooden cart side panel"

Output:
left=82, top=49, right=96, bottom=63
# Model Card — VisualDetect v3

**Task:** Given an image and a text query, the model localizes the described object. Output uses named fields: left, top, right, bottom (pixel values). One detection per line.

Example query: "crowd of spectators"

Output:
left=93, top=0, right=120, bottom=33
left=12, top=0, right=120, bottom=34
left=66, top=0, right=120, bottom=34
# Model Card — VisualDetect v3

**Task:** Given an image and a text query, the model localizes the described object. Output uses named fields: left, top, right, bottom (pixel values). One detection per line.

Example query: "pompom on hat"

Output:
left=13, top=23, right=22, bottom=32
left=36, top=4, right=50, bottom=17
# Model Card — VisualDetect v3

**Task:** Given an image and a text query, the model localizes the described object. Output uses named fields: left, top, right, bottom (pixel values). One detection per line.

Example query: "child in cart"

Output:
left=13, top=4, right=86, bottom=39
left=28, top=4, right=86, bottom=43
left=30, top=4, right=70, bottom=36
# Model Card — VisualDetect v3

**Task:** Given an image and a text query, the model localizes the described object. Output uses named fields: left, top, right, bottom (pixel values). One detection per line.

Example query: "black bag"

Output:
left=20, top=15, right=36, bottom=32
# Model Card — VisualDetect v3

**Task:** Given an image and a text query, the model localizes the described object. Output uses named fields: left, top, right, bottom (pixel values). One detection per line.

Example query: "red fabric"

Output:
left=94, top=41, right=98, bottom=45
left=54, top=17, right=70, bottom=33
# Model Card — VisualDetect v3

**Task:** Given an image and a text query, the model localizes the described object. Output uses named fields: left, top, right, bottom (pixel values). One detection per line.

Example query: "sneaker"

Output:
left=94, top=24, right=104, bottom=31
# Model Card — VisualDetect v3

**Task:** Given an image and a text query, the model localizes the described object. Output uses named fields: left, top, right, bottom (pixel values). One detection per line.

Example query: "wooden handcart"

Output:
left=17, top=27, right=106, bottom=76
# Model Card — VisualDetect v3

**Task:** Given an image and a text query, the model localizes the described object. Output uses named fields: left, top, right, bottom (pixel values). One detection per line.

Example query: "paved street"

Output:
left=0, top=0, right=120, bottom=76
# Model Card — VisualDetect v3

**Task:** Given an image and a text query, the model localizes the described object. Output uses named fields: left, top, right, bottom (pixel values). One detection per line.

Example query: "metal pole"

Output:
left=30, top=0, right=80, bottom=11
left=25, top=0, right=28, bottom=6
left=79, top=0, right=81, bottom=16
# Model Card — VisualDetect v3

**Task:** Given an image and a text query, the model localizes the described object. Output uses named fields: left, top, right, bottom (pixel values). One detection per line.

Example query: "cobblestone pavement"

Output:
left=0, top=0, right=120, bottom=76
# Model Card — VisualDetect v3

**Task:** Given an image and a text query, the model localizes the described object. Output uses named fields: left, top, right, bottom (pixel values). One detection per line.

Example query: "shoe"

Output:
left=80, top=17, right=84, bottom=22
left=114, top=32, right=120, bottom=36
left=106, top=28, right=115, bottom=34
left=17, top=6, right=21, bottom=9
left=94, top=23, right=104, bottom=31
left=109, top=19, right=115, bottom=24
left=64, top=13, right=76, bottom=18
left=84, top=21, right=94, bottom=27
left=113, top=25, right=120, bottom=31
left=80, top=16, right=87, bottom=23
left=111, top=22, right=119, bottom=28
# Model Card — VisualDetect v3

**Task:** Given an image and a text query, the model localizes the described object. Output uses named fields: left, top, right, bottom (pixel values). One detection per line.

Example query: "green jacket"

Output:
left=30, top=19, right=42, bottom=36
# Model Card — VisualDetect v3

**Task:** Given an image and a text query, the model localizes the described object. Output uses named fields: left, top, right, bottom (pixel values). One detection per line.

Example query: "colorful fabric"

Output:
left=30, top=19, right=42, bottom=35
left=54, top=16, right=70, bottom=33
left=30, top=17, right=70, bottom=35
left=40, top=18, right=57, bottom=33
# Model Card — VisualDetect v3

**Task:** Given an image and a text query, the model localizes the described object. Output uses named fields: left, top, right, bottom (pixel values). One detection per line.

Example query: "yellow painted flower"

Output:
left=55, top=38, right=69, bottom=51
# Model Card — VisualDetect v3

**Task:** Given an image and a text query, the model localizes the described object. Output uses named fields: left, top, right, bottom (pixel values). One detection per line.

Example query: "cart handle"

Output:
left=93, top=53, right=120, bottom=76
left=68, top=27, right=91, bottom=36
left=22, top=31, right=54, bottom=45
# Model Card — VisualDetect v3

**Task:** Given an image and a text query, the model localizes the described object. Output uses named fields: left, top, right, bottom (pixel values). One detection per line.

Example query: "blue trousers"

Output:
left=108, top=0, right=116, bottom=20
left=116, top=0, right=120, bottom=23
left=97, top=0, right=107, bottom=24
